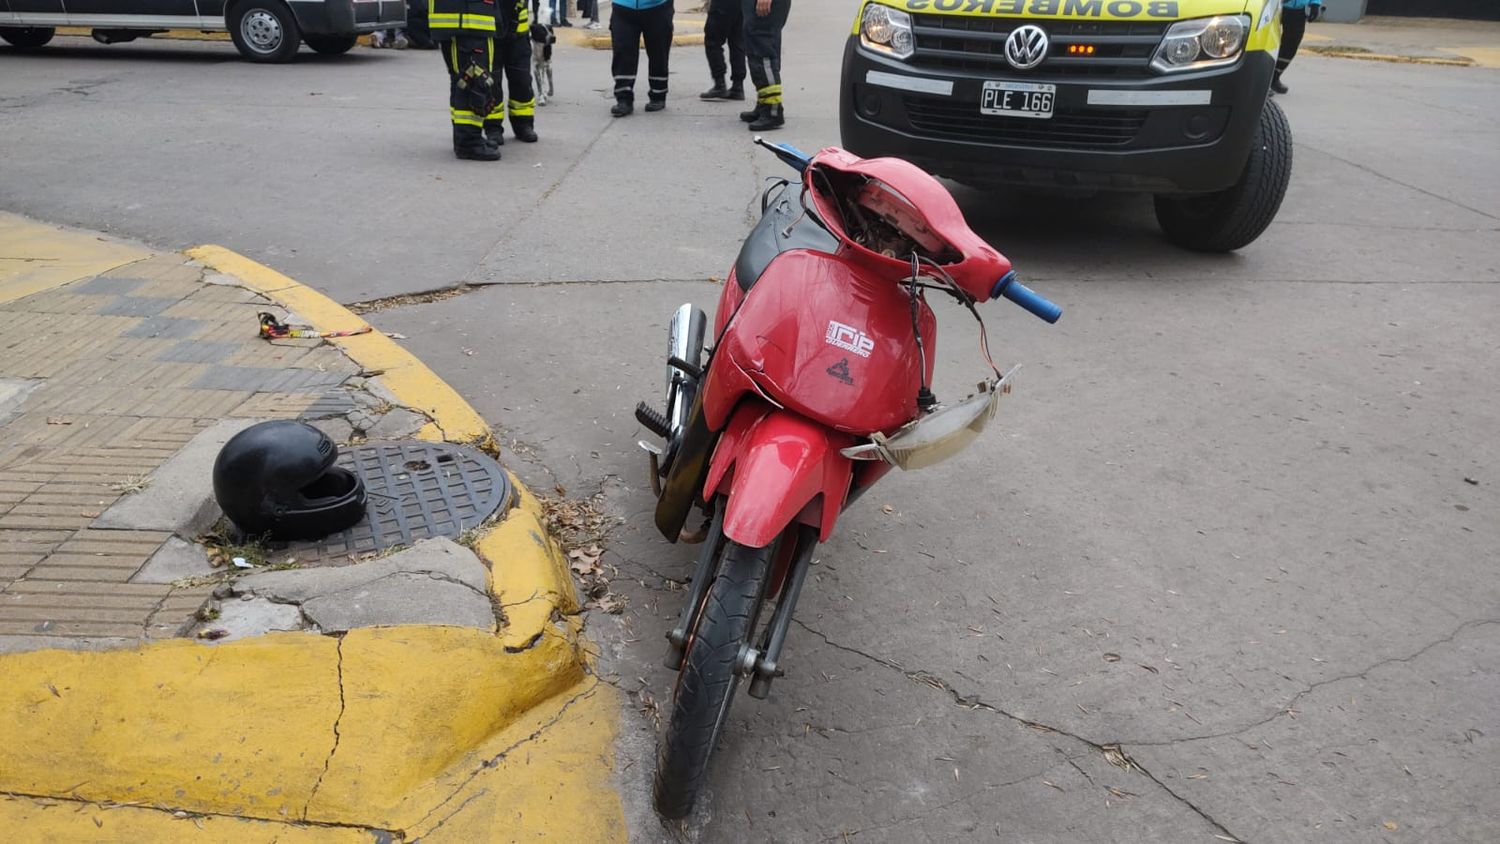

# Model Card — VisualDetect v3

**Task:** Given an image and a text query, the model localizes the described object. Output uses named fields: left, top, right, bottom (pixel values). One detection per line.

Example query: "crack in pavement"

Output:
left=0, top=787, right=400, bottom=838
left=408, top=679, right=602, bottom=832
left=303, top=635, right=347, bottom=820
left=796, top=615, right=1500, bottom=842
left=1300, top=142, right=1500, bottom=222
left=793, top=620, right=1247, bottom=843
left=1121, top=616, right=1500, bottom=748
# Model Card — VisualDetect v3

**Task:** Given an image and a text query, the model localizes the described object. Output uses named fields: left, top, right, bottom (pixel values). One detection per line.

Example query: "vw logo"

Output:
left=1004, top=24, right=1049, bottom=70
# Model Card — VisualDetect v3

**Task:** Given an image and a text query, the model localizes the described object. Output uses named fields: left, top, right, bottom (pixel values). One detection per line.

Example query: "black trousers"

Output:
left=742, top=0, right=789, bottom=107
left=611, top=2, right=674, bottom=104
left=1277, top=7, right=1306, bottom=74
left=487, top=34, right=535, bottom=131
left=440, top=35, right=497, bottom=144
left=704, top=0, right=744, bottom=85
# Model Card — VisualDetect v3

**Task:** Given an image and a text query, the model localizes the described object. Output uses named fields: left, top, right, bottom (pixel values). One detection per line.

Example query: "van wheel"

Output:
left=0, top=26, right=56, bottom=49
left=304, top=34, right=357, bottom=55
left=229, top=0, right=301, bottom=63
left=1154, top=98, right=1293, bottom=253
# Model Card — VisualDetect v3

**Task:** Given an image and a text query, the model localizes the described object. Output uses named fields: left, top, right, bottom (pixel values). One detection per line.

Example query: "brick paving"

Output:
left=0, top=252, right=361, bottom=646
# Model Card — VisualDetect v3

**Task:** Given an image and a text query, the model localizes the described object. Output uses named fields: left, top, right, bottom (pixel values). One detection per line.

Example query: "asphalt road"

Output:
left=3, top=8, right=1499, bottom=842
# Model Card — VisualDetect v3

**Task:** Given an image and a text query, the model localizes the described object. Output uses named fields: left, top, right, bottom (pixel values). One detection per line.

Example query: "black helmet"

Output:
left=212, top=421, right=367, bottom=540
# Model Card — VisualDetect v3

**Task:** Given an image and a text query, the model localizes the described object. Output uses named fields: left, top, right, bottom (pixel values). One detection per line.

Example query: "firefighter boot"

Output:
left=747, top=104, right=784, bottom=131
left=454, top=126, right=501, bottom=161
left=484, top=123, right=506, bottom=147
left=701, top=78, right=731, bottom=100
left=739, top=103, right=764, bottom=123
left=511, top=116, right=538, bottom=143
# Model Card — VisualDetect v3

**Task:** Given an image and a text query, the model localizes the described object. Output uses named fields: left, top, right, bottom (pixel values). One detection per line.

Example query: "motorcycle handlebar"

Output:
left=753, top=136, right=811, bottom=173
left=992, top=272, right=1062, bottom=324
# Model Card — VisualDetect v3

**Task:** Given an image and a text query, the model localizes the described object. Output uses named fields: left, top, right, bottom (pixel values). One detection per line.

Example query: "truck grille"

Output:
left=903, top=94, right=1148, bottom=149
left=910, top=16, right=1168, bottom=78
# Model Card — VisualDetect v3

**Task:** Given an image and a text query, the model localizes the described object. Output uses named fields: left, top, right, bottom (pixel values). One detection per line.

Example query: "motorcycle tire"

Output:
left=652, top=539, right=772, bottom=819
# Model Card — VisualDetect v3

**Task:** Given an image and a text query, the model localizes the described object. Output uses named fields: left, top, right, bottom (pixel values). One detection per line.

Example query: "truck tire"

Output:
left=229, top=0, right=301, bottom=63
left=304, top=34, right=358, bottom=55
left=0, top=26, right=56, bottom=48
left=1154, top=98, right=1293, bottom=253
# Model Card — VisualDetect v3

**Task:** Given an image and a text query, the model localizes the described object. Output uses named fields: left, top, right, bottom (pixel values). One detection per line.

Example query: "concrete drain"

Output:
left=290, top=440, right=512, bottom=560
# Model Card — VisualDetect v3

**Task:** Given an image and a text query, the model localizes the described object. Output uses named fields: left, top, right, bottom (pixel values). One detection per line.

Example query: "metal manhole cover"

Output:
left=290, top=440, right=512, bottom=559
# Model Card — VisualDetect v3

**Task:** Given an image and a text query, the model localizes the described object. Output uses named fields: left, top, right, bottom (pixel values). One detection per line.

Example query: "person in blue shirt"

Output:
left=1275, top=0, right=1323, bottom=94
left=610, top=0, right=674, bottom=116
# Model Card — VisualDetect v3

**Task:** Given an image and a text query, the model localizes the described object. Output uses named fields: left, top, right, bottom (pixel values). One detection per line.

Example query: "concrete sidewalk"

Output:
left=0, top=212, right=625, bottom=840
left=1304, top=15, right=1500, bottom=67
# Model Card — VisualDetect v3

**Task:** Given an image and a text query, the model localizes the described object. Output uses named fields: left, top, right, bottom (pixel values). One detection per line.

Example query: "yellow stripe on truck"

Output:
left=886, top=0, right=1245, bottom=21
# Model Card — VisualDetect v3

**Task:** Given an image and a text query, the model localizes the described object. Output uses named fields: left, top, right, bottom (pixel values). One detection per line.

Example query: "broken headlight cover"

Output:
left=841, top=366, right=1017, bottom=471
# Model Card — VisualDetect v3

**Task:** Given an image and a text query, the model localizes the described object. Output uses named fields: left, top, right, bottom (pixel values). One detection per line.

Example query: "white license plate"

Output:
left=980, top=81, right=1056, bottom=119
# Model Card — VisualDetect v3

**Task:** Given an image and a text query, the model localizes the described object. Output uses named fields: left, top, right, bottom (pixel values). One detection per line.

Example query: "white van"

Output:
left=0, top=0, right=406, bottom=62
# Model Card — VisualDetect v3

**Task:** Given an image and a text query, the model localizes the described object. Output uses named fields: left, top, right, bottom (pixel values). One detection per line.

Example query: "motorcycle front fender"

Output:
left=705, top=401, right=855, bottom=548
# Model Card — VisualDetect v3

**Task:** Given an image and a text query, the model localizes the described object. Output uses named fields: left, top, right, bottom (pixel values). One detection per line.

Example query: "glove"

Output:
left=1307, top=2, right=1323, bottom=22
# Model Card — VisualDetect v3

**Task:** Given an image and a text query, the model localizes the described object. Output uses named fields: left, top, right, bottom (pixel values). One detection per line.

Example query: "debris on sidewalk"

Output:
left=257, top=311, right=372, bottom=340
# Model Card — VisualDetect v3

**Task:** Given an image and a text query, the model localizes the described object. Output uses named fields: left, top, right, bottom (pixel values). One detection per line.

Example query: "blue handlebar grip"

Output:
left=992, top=272, right=1062, bottom=324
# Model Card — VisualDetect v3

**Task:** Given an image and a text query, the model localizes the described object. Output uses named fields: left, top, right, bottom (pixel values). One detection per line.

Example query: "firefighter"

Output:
left=738, top=0, right=789, bottom=131
left=1273, top=0, right=1323, bottom=94
left=430, top=0, right=513, bottom=160
left=486, top=0, right=539, bottom=144
left=700, top=0, right=745, bottom=101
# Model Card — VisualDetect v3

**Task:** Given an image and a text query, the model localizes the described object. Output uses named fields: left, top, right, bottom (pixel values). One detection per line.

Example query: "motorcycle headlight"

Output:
left=1151, top=15, right=1248, bottom=73
left=861, top=3, right=915, bottom=61
left=841, top=369, right=1016, bottom=471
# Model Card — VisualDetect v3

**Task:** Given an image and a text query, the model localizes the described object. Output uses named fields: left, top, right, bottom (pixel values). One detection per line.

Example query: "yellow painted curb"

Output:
left=1304, top=45, right=1474, bottom=66
left=0, top=211, right=150, bottom=305
left=186, top=245, right=494, bottom=450
left=0, top=234, right=623, bottom=839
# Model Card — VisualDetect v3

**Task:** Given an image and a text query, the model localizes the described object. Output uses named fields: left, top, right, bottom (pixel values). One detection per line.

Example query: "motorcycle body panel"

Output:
left=706, top=249, right=937, bottom=437
left=799, top=147, right=1013, bottom=304
left=704, top=398, right=855, bottom=547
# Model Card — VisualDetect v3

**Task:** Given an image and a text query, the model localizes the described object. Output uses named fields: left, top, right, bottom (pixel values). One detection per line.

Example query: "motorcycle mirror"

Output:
left=753, top=136, right=811, bottom=173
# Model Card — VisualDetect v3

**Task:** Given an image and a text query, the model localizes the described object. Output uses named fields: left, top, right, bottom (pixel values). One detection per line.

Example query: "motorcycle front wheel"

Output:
left=652, top=539, right=773, bottom=819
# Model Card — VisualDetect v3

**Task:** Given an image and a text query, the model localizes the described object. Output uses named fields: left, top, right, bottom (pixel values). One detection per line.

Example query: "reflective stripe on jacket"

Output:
left=430, top=0, right=504, bottom=34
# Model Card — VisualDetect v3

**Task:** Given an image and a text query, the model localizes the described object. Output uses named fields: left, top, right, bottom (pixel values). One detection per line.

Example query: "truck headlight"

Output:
left=1151, top=15, right=1248, bottom=73
left=861, top=3, right=915, bottom=61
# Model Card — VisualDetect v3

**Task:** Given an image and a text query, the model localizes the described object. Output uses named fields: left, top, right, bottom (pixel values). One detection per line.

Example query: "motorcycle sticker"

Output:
left=826, top=358, right=855, bottom=385
left=826, top=320, right=875, bottom=358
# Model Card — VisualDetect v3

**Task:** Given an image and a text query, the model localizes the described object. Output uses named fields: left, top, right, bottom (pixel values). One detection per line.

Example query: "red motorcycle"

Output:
left=636, top=140, right=1061, bottom=818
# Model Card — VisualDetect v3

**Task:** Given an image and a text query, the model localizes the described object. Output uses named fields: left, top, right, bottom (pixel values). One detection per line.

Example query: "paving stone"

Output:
left=91, top=418, right=257, bottom=535
left=69, top=276, right=145, bottom=296
left=233, top=537, right=489, bottom=602
left=96, top=296, right=183, bottom=318
left=366, top=407, right=428, bottom=440
left=0, top=635, right=138, bottom=654
left=199, top=597, right=307, bottom=642
left=191, top=365, right=347, bottom=393
left=301, top=573, right=494, bottom=633
left=309, top=417, right=356, bottom=445
left=124, top=317, right=206, bottom=340
left=226, top=537, right=495, bottom=632
left=0, top=377, right=41, bottom=425
left=130, top=536, right=216, bottom=584
left=156, top=341, right=242, bottom=364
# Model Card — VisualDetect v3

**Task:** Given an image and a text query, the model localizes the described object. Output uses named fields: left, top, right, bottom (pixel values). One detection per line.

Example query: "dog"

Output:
left=531, top=21, right=556, bottom=106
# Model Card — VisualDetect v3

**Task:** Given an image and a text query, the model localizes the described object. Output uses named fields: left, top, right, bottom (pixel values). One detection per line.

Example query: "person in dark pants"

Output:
left=1274, top=0, right=1322, bottom=94
left=739, top=0, right=788, bottom=131
left=610, top=0, right=673, bottom=117
left=700, top=0, right=745, bottom=100
left=432, top=0, right=513, bottom=160
left=487, top=0, right=539, bottom=144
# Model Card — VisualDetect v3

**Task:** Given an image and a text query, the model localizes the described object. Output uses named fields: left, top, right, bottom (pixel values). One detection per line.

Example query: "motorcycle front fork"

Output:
left=663, top=514, right=818, bottom=701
